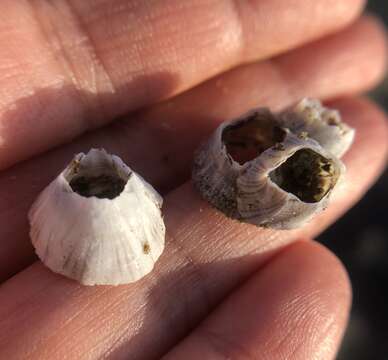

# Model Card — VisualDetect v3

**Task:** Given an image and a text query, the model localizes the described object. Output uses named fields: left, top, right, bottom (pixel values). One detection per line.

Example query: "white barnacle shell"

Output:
left=28, top=149, right=165, bottom=286
left=279, top=98, right=355, bottom=158
left=192, top=109, right=346, bottom=229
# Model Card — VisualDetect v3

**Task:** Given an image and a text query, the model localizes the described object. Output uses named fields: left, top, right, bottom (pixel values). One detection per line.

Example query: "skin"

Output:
left=0, top=1, right=386, bottom=359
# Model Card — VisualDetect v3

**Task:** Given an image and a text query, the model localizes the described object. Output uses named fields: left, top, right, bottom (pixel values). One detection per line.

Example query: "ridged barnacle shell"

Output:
left=192, top=106, right=347, bottom=229
left=279, top=98, right=355, bottom=157
left=29, top=149, right=165, bottom=286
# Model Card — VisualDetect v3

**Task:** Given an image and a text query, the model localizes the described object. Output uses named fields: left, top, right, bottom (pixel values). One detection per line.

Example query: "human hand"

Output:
left=0, top=1, right=386, bottom=359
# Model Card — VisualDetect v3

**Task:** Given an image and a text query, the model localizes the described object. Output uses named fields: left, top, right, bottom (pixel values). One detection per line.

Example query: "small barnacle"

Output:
left=280, top=98, right=355, bottom=157
left=28, top=149, right=165, bottom=286
left=192, top=104, right=347, bottom=229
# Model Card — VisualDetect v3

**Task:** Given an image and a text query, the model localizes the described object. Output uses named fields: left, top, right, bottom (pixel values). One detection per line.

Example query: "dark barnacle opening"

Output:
left=222, top=110, right=286, bottom=165
left=66, top=154, right=129, bottom=200
left=269, top=149, right=338, bottom=203
left=70, top=175, right=126, bottom=199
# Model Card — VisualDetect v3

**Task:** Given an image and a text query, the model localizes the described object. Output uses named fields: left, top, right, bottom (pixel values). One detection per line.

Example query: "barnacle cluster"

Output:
left=192, top=98, right=354, bottom=229
left=28, top=98, right=354, bottom=287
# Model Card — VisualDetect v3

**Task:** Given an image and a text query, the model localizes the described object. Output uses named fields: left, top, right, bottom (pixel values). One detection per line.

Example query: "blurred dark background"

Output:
left=317, top=1, right=387, bottom=359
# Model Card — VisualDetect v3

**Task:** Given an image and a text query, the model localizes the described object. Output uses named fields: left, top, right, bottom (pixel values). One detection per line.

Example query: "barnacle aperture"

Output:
left=67, top=158, right=129, bottom=199
left=222, top=111, right=286, bottom=165
left=70, top=175, right=127, bottom=199
left=269, top=149, right=339, bottom=203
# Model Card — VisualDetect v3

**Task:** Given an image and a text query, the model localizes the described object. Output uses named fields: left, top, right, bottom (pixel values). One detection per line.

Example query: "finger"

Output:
left=164, top=241, right=351, bottom=360
left=0, top=14, right=385, bottom=175
left=0, top=0, right=366, bottom=168
left=0, top=97, right=385, bottom=359
left=0, top=17, right=386, bottom=279
left=141, top=14, right=387, bottom=126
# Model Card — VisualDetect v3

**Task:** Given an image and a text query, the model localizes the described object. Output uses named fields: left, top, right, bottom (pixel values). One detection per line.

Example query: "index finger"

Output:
left=0, top=0, right=365, bottom=168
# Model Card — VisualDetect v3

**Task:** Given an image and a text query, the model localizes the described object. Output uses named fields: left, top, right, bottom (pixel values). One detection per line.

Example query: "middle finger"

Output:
left=0, top=0, right=365, bottom=168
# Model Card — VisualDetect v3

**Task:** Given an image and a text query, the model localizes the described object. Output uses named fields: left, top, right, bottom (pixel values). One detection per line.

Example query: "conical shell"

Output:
left=193, top=107, right=346, bottom=229
left=29, top=149, right=165, bottom=285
